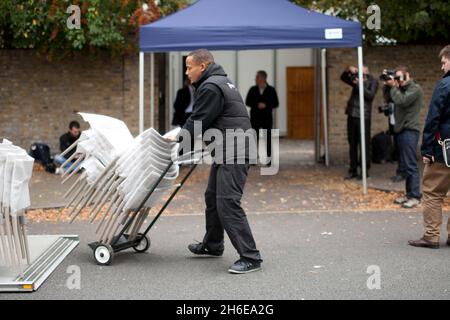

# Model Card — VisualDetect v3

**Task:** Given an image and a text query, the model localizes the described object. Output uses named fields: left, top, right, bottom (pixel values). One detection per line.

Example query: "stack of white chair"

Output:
left=61, top=113, right=134, bottom=221
left=0, top=139, right=34, bottom=276
left=62, top=113, right=181, bottom=245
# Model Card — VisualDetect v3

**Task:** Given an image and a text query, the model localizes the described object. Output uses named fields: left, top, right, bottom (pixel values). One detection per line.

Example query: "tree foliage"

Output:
left=0, top=0, right=190, bottom=58
left=291, top=0, right=450, bottom=44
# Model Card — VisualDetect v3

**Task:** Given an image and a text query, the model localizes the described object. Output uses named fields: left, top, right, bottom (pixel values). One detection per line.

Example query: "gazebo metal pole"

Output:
left=321, top=49, right=330, bottom=166
left=139, top=51, right=145, bottom=134
left=314, top=48, right=321, bottom=163
left=150, top=52, right=155, bottom=129
left=357, top=46, right=367, bottom=194
left=234, top=51, right=239, bottom=88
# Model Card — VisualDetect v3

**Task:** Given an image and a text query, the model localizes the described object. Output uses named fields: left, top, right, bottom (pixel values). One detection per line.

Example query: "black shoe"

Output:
left=391, top=175, right=405, bottom=183
left=357, top=173, right=369, bottom=180
left=188, top=242, right=223, bottom=257
left=344, top=173, right=358, bottom=180
left=408, top=237, right=440, bottom=249
left=447, top=238, right=450, bottom=246
left=228, top=259, right=261, bottom=274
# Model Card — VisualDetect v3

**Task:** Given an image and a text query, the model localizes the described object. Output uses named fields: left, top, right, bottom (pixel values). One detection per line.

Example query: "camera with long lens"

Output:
left=378, top=102, right=394, bottom=116
left=379, top=69, right=395, bottom=81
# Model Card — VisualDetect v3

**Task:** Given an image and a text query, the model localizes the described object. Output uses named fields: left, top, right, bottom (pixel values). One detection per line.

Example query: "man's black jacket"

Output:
left=245, top=84, right=279, bottom=126
left=178, top=63, right=253, bottom=161
left=421, top=71, right=450, bottom=163
left=59, top=132, right=79, bottom=158
left=340, top=71, right=378, bottom=119
left=172, top=85, right=192, bottom=126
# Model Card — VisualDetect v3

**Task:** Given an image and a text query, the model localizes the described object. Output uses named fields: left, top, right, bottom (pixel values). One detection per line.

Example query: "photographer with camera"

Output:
left=341, top=65, right=378, bottom=180
left=379, top=72, right=407, bottom=182
left=409, top=45, right=450, bottom=249
left=384, top=66, right=424, bottom=208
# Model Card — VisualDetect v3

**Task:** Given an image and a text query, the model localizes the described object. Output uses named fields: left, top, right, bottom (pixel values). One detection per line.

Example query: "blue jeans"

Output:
left=394, top=133, right=407, bottom=177
left=397, top=129, right=421, bottom=200
left=54, top=154, right=79, bottom=173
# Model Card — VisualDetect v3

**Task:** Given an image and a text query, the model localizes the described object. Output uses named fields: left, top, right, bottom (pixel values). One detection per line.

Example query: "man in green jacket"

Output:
left=384, top=66, right=424, bottom=208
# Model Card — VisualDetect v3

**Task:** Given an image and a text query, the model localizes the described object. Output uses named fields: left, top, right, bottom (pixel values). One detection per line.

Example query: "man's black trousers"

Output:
left=202, top=163, right=262, bottom=263
left=347, top=116, right=371, bottom=174
left=251, top=117, right=272, bottom=159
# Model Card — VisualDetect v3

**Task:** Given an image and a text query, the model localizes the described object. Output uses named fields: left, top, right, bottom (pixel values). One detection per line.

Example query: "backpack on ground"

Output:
left=371, top=131, right=392, bottom=163
left=29, top=143, right=56, bottom=173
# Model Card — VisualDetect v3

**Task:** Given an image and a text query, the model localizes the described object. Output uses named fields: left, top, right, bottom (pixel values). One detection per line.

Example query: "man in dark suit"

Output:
left=340, top=65, right=378, bottom=180
left=172, top=79, right=195, bottom=127
left=245, top=70, right=279, bottom=164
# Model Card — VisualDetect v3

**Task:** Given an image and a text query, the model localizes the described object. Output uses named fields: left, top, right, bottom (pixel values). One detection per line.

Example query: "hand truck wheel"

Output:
left=132, top=233, right=151, bottom=253
left=94, top=244, right=114, bottom=265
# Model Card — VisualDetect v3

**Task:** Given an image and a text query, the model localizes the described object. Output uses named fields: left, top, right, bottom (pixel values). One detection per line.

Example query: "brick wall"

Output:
left=0, top=50, right=159, bottom=153
left=327, top=44, right=444, bottom=165
left=0, top=46, right=445, bottom=164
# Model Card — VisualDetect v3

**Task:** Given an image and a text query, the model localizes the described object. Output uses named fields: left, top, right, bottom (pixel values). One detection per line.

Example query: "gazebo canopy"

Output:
left=137, top=0, right=369, bottom=194
left=139, top=0, right=362, bottom=52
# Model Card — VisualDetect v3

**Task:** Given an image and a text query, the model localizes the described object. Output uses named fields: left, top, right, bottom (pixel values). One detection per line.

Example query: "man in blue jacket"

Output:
left=409, top=45, right=450, bottom=249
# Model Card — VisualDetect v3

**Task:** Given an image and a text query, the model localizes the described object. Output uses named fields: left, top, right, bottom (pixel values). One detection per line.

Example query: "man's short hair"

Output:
left=69, top=121, right=80, bottom=129
left=187, top=49, right=214, bottom=65
left=439, top=45, right=450, bottom=60
left=395, top=65, right=409, bottom=74
left=256, top=70, right=267, bottom=79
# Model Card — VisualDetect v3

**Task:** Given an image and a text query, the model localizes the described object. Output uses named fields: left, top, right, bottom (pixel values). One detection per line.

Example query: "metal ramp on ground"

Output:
left=0, top=235, right=79, bottom=292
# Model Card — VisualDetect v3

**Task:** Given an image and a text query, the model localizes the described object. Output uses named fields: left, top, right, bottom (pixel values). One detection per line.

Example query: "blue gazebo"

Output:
left=138, top=0, right=369, bottom=193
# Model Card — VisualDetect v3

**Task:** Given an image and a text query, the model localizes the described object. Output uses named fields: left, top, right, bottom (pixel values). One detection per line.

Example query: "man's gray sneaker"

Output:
left=402, top=198, right=420, bottom=208
left=228, top=259, right=261, bottom=274
left=394, top=195, right=409, bottom=204
left=188, top=242, right=223, bottom=257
